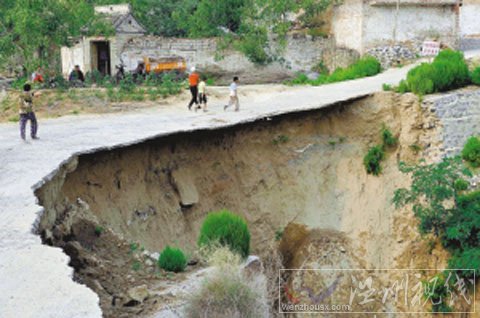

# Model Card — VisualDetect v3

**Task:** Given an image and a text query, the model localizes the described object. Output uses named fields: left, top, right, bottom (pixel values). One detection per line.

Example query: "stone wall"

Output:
left=120, top=34, right=358, bottom=83
left=366, top=42, right=421, bottom=69
left=425, top=88, right=480, bottom=156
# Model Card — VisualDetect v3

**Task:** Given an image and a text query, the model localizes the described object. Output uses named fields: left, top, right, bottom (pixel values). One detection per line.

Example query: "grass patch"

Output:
left=286, top=56, right=381, bottom=86
left=382, top=83, right=392, bottom=91
left=185, top=250, right=267, bottom=318
left=8, top=115, right=19, bottom=122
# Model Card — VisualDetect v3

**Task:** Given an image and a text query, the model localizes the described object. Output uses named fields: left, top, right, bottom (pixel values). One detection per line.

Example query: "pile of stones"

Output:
left=367, top=44, right=421, bottom=69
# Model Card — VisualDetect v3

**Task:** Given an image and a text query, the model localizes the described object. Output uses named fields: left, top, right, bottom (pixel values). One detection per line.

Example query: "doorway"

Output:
left=91, top=41, right=111, bottom=76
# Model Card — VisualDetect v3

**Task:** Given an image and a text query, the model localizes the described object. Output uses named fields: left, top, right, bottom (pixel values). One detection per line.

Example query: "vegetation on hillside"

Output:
left=287, top=56, right=382, bottom=86
left=0, top=0, right=336, bottom=73
left=394, top=149, right=479, bottom=312
left=158, top=246, right=188, bottom=273
left=363, top=125, right=398, bottom=176
left=396, top=50, right=471, bottom=95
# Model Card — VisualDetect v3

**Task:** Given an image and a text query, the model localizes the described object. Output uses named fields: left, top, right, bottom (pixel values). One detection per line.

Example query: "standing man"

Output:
left=188, top=66, right=199, bottom=110
left=19, top=83, right=40, bottom=141
left=224, top=76, right=240, bottom=112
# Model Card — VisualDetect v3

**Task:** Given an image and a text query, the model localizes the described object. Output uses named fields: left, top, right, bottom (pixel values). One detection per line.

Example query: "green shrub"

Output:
left=158, top=246, right=187, bottom=272
left=198, top=210, right=250, bottom=258
left=381, top=125, right=398, bottom=147
left=287, top=56, right=381, bottom=86
left=394, top=154, right=478, bottom=312
left=471, top=67, right=480, bottom=85
left=382, top=83, right=392, bottom=91
left=327, top=56, right=381, bottom=83
left=454, top=179, right=469, bottom=191
left=396, top=79, right=409, bottom=93
left=363, top=145, right=385, bottom=175
left=462, top=136, right=480, bottom=167
left=423, top=273, right=453, bottom=313
left=403, top=49, right=470, bottom=95
left=447, top=249, right=480, bottom=280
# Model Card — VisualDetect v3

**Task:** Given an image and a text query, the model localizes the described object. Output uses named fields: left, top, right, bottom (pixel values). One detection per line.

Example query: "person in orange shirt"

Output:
left=188, top=66, right=200, bottom=110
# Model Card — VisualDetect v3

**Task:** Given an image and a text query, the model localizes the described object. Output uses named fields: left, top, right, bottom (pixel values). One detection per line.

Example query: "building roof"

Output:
left=83, top=4, right=146, bottom=35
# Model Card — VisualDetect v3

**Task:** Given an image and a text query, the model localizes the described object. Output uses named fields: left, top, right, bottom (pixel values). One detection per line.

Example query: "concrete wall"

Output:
left=363, top=4, right=457, bottom=50
left=332, top=0, right=458, bottom=54
left=332, top=0, right=364, bottom=52
left=61, top=33, right=359, bottom=83
left=460, top=0, right=480, bottom=37
left=120, top=35, right=358, bottom=83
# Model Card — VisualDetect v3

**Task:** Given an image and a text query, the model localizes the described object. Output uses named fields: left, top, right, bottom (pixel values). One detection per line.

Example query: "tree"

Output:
left=0, top=0, right=112, bottom=74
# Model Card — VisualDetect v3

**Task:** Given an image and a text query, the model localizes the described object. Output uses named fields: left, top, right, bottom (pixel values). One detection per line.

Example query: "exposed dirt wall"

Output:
left=36, top=91, right=461, bottom=316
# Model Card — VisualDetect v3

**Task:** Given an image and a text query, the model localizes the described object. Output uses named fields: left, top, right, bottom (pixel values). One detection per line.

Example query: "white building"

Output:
left=61, top=4, right=145, bottom=77
left=332, top=0, right=461, bottom=53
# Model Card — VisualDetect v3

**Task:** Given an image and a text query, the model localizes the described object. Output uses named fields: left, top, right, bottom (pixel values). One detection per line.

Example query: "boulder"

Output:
left=171, top=169, right=199, bottom=206
left=126, top=284, right=150, bottom=305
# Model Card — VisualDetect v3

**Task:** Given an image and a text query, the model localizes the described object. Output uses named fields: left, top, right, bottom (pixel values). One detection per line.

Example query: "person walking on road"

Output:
left=19, top=83, right=40, bottom=141
left=224, top=76, right=240, bottom=112
left=188, top=66, right=200, bottom=110
left=197, top=76, right=208, bottom=112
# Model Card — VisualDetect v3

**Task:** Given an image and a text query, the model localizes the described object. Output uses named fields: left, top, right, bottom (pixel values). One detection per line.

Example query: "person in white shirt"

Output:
left=197, top=76, right=208, bottom=112
left=224, top=76, right=240, bottom=112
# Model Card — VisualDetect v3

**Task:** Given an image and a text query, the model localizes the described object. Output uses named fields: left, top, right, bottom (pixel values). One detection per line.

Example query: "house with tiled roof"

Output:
left=61, top=4, right=145, bottom=77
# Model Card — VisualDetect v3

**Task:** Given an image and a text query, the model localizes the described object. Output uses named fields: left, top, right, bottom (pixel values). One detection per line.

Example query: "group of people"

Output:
left=187, top=67, right=240, bottom=112
left=17, top=65, right=242, bottom=142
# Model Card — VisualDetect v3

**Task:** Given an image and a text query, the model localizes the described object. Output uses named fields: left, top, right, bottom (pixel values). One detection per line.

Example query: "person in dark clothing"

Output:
left=188, top=66, right=199, bottom=110
left=69, top=65, right=85, bottom=82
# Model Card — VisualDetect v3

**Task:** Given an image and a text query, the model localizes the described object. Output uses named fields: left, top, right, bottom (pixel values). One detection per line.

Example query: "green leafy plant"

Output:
left=363, top=145, right=385, bottom=176
left=399, top=49, right=470, bottom=95
left=158, top=246, right=187, bottom=273
left=130, top=242, right=139, bottom=253
left=381, top=125, right=398, bottom=147
left=422, top=273, right=454, bottom=313
left=394, top=154, right=478, bottom=311
left=454, top=178, right=469, bottom=191
left=275, top=228, right=284, bottom=241
left=471, top=66, right=480, bottom=85
left=382, top=83, right=392, bottom=91
left=198, top=210, right=250, bottom=258
left=462, top=136, right=480, bottom=167
left=94, top=225, right=104, bottom=236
